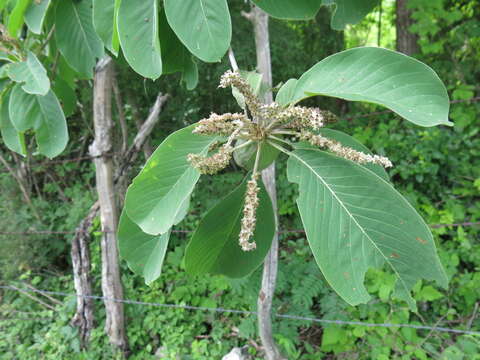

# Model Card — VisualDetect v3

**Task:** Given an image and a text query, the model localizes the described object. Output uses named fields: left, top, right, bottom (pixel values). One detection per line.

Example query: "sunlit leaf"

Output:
left=293, top=47, right=451, bottom=127
left=251, top=0, right=322, bottom=20
left=124, top=125, right=218, bottom=235
left=6, top=51, right=50, bottom=95
left=322, top=0, right=379, bottom=30
left=0, top=91, right=26, bottom=156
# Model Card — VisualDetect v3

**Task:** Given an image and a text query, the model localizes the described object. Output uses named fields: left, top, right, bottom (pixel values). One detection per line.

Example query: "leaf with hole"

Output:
left=164, top=0, right=231, bottom=62
left=118, top=0, right=162, bottom=79
left=55, top=0, right=104, bottom=79
left=124, top=125, right=218, bottom=235
left=185, top=177, right=275, bottom=278
left=293, top=47, right=451, bottom=127
left=6, top=51, right=50, bottom=95
left=9, top=85, right=68, bottom=158
left=287, top=148, right=448, bottom=310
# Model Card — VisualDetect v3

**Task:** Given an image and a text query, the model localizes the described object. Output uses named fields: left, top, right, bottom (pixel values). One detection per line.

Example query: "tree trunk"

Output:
left=89, top=56, right=128, bottom=354
left=246, top=6, right=285, bottom=360
left=396, top=0, right=419, bottom=55
left=71, top=202, right=98, bottom=348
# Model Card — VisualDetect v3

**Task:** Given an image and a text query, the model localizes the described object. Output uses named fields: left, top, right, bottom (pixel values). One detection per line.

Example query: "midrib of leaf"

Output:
left=289, top=150, right=411, bottom=295
left=198, top=0, right=215, bottom=50
left=71, top=2, right=95, bottom=59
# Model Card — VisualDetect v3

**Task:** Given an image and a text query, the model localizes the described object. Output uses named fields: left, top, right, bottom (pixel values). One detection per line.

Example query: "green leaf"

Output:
left=322, top=0, right=379, bottom=30
left=233, top=140, right=280, bottom=172
left=111, top=0, right=120, bottom=55
left=0, top=91, right=26, bottom=156
left=53, top=77, right=76, bottom=117
left=295, top=128, right=389, bottom=181
left=251, top=0, right=322, bottom=20
left=7, top=0, right=31, bottom=38
left=185, top=177, right=275, bottom=278
left=124, top=124, right=218, bottom=235
left=6, top=51, right=50, bottom=95
left=293, top=47, right=451, bottom=127
left=164, top=0, right=231, bottom=62
left=55, top=0, right=104, bottom=79
left=117, top=0, right=162, bottom=79
left=9, top=85, right=68, bottom=158
left=93, top=0, right=116, bottom=54
left=286, top=148, right=448, bottom=310
left=24, top=0, right=50, bottom=34
left=158, top=7, right=188, bottom=75
left=181, top=57, right=198, bottom=90
left=417, top=285, right=443, bottom=301
left=275, top=78, right=298, bottom=107
left=118, top=210, right=170, bottom=285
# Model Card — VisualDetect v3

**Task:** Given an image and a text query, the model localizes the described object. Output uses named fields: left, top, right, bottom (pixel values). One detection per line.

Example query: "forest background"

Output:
left=0, top=0, right=479, bottom=359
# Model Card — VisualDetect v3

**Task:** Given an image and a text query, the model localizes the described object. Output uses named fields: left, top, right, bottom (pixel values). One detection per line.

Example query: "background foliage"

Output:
left=1, top=0, right=479, bottom=359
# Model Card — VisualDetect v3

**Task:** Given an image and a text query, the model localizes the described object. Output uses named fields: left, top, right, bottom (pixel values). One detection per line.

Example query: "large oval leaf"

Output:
left=9, top=85, right=68, bottom=158
left=117, top=0, right=162, bottom=79
left=287, top=149, right=448, bottom=310
left=24, top=0, right=51, bottom=35
left=7, top=0, right=30, bottom=38
left=118, top=211, right=171, bottom=286
left=0, top=91, right=26, bottom=156
left=124, top=125, right=218, bottom=235
left=185, top=178, right=275, bottom=278
left=293, top=47, right=451, bottom=127
left=55, top=0, right=104, bottom=79
left=93, top=0, right=116, bottom=55
left=6, top=51, right=50, bottom=95
left=164, top=0, right=231, bottom=62
left=251, top=0, right=322, bottom=20
left=275, top=78, right=298, bottom=107
left=322, top=0, right=379, bottom=30
left=294, top=128, right=389, bottom=181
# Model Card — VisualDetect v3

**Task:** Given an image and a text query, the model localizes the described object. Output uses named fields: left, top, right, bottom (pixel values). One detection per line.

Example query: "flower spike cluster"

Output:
left=188, top=70, right=393, bottom=251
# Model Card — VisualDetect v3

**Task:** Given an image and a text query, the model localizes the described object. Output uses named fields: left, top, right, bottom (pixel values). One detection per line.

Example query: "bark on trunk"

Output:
left=89, top=56, right=128, bottom=353
left=71, top=202, right=99, bottom=348
left=396, top=0, right=419, bottom=55
left=70, top=90, right=167, bottom=347
left=246, top=6, right=285, bottom=360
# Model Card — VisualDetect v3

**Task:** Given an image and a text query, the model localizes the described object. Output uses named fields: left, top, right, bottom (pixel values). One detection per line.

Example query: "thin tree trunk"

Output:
left=70, top=90, right=167, bottom=347
left=89, top=56, right=128, bottom=354
left=396, top=0, right=419, bottom=55
left=245, top=5, right=285, bottom=360
left=71, top=201, right=98, bottom=348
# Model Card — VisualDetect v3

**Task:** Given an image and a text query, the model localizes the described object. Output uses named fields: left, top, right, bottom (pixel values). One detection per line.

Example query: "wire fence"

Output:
left=0, top=284, right=478, bottom=337
left=0, top=219, right=479, bottom=237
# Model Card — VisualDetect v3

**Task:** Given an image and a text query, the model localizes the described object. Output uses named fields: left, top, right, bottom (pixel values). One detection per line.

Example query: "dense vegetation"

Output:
left=1, top=0, right=479, bottom=359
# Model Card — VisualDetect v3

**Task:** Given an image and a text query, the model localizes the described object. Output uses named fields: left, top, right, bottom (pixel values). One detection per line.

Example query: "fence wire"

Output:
left=0, top=285, right=478, bottom=337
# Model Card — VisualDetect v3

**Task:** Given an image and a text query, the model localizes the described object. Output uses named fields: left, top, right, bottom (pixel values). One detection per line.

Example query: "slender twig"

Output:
left=266, top=140, right=290, bottom=155
left=228, top=47, right=239, bottom=72
left=467, top=302, right=479, bottom=330
left=252, top=142, right=262, bottom=175
left=271, top=129, right=299, bottom=136
left=268, top=134, right=294, bottom=147
left=9, top=286, right=56, bottom=311
left=23, top=283, right=63, bottom=306
left=112, top=73, right=128, bottom=155
left=231, top=140, right=253, bottom=152
left=39, top=25, right=55, bottom=53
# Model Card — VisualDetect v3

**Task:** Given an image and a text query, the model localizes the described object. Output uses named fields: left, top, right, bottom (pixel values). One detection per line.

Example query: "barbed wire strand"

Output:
left=0, top=220, right=479, bottom=237
left=0, top=285, right=478, bottom=336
